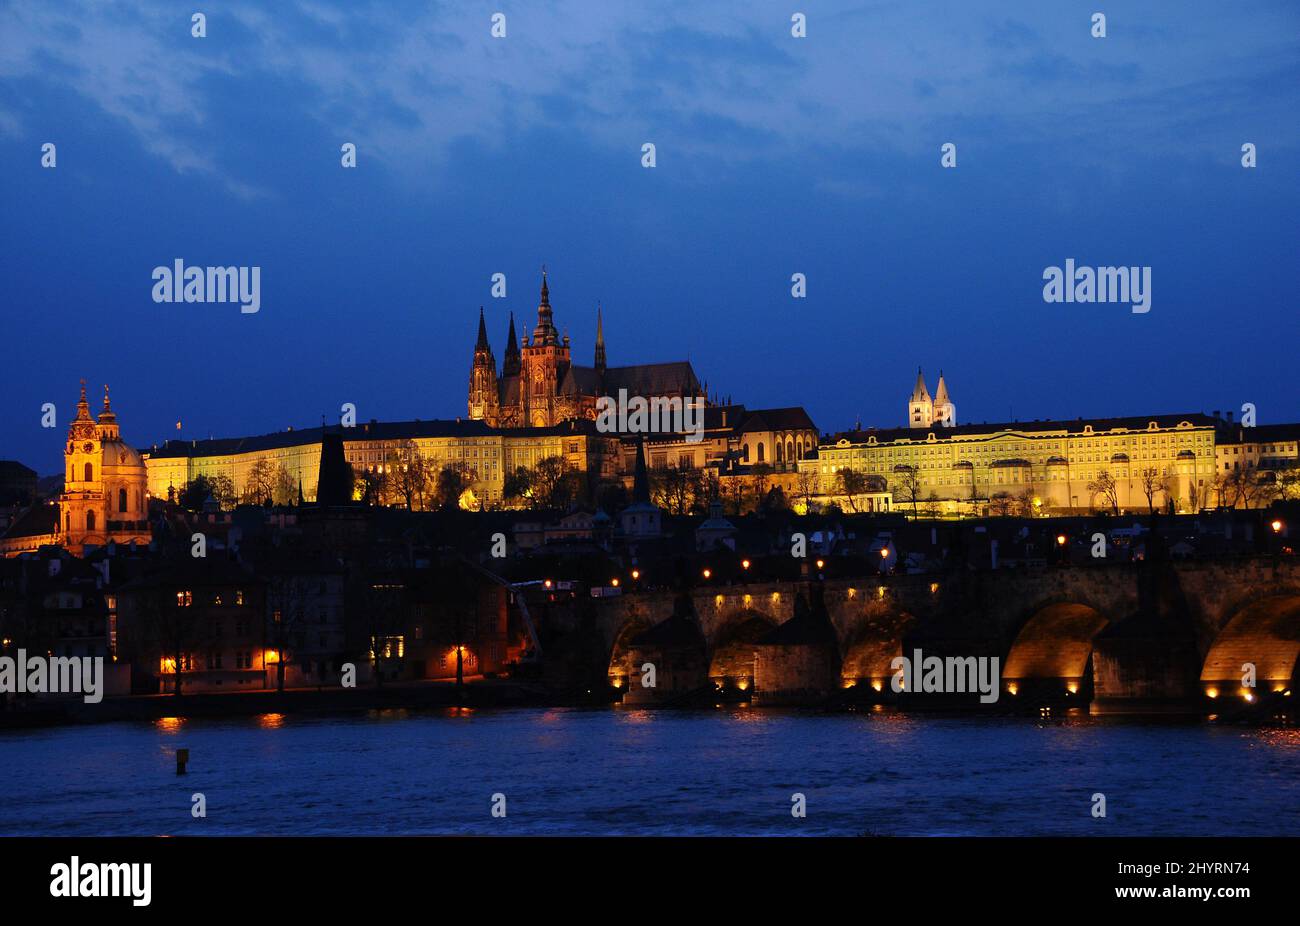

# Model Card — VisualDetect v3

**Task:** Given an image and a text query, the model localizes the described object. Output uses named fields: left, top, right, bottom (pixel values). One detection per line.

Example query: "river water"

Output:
left=3, top=708, right=1297, bottom=836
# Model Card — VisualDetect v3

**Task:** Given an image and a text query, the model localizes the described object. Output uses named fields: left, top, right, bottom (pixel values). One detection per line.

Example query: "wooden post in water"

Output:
left=176, top=748, right=189, bottom=775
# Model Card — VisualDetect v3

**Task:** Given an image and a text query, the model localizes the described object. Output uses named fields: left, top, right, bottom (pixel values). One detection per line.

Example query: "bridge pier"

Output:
left=753, top=586, right=841, bottom=706
left=1090, top=628, right=1201, bottom=715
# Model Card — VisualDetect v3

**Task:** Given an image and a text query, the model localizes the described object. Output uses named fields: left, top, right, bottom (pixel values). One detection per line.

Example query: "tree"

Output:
left=794, top=468, right=819, bottom=514
left=503, top=466, right=535, bottom=508
left=385, top=441, right=431, bottom=510
left=834, top=467, right=868, bottom=513
left=209, top=474, right=237, bottom=510
left=266, top=576, right=309, bottom=693
left=751, top=463, right=773, bottom=503
left=435, top=462, right=476, bottom=510
left=1015, top=488, right=1036, bottom=518
left=1087, top=471, right=1119, bottom=515
left=652, top=463, right=696, bottom=516
left=354, top=468, right=383, bottom=506
left=1139, top=467, right=1171, bottom=514
left=892, top=465, right=922, bottom=518
left=1231, top=467, right=1273, bottom=510
left=178, top=475, right=214, bottom=511
left=989, top=491, right=1015, bottom=517
left=1275, top=468, right=1300, bottom=501
left=244, top=459, right=277, bottom=504
left=531, top=456, right=573, bottom=508
left=271, top=463, right=296, bottom=507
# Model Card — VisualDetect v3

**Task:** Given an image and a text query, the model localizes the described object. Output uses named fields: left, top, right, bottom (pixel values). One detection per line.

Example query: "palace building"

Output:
left=145, top=418, right=622, bottom=510
left=468, top=271, right=704, bottom=428
left=802, top=370, right=1227, bottom=515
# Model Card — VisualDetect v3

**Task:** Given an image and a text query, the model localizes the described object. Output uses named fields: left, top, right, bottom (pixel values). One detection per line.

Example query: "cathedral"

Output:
left=469, top=271, right=704, bottom=429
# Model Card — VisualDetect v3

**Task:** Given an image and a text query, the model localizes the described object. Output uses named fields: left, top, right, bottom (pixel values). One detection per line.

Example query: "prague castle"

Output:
left=3, top=357, right=1298, bottom=560
left=469, top=271, right=704, bottom=428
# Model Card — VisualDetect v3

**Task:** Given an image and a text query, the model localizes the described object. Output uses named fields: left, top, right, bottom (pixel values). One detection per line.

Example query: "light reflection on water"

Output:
left=3, top=708, right=1297, bottom=836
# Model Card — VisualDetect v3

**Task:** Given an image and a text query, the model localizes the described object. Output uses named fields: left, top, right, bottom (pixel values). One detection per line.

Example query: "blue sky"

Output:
left=2, top=0, right=1298, bottom=473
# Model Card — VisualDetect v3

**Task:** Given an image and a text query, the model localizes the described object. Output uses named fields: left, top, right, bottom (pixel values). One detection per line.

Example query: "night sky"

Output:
left=2, top=1, right=1297, bottom=475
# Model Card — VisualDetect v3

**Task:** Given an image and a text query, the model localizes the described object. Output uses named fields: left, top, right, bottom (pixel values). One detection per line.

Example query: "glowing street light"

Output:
left=610, top=578, right=620, bottom=587
left=741, top=559, right=750, bottom=570
left=1056, top=534, right=1067, bottom=546
left=543, top=579, right=553, bottom=590
left=1271, top=519, right=1284, bottom=534
left=815, top=559, right=825, bottom=570
left=631, top=569, right=640, bottom=581
left=702, top=568, right=712, bottom=579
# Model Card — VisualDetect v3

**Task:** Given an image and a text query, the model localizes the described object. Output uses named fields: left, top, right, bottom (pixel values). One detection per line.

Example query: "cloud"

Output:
left=1, top=0, right=1296, bottom=194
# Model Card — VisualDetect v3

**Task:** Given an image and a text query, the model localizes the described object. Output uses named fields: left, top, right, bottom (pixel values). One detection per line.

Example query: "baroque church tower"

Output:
left=60, top=381, right=149, bottom=550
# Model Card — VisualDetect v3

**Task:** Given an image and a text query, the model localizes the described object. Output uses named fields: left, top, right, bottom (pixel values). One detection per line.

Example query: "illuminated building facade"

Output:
left=145, top=419, right=622, bottom=508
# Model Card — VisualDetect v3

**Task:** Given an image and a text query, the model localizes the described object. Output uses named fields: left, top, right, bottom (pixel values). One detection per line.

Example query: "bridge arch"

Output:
left=1200, top=593, right=1300, bottom=700
left=1003, top=602, right=1110, bottom=699
left=840, top=609, right=917, bottom=690
left=708, top=608, right=779, bottom=689
left=606, top=617, right=658, bottom=691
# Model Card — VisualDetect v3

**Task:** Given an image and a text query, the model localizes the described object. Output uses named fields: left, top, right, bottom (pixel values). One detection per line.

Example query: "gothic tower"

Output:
left=502, top=311, right=521, bottom=378
left=519, top=270, right=570, bottom=427
left=468, top=307, right=500, bottom=422
left=908, top=367, right=934, bottom=428
left=933, top=371, right=955, bottom=427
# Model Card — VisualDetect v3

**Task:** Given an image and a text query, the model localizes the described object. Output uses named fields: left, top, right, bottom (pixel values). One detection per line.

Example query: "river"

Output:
left=3, top=708, right=1297, bottom=836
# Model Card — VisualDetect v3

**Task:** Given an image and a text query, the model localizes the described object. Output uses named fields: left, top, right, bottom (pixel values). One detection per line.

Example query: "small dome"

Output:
left=100, top=438, right=146, bottom=473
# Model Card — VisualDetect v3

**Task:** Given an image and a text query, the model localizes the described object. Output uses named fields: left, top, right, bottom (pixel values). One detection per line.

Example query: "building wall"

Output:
left=805, top=419, right=1219, bottom=514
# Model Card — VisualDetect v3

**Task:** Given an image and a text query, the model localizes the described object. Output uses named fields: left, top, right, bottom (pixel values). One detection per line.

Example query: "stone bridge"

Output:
left=567, top=558, right=1300, bottom=712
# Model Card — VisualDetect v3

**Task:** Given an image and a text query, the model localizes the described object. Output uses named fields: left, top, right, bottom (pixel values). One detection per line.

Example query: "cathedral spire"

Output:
left=503, top=311, right=521, bottom=377
left=475, top=306, right=490, bottom=351
left=594, top=303, right=607, bottom=375
left=533, top=266, right=558, bottom=345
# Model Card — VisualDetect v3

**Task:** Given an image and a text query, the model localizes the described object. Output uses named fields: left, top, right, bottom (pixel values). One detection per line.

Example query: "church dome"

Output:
left=100, top=438, right=146, bottom=475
